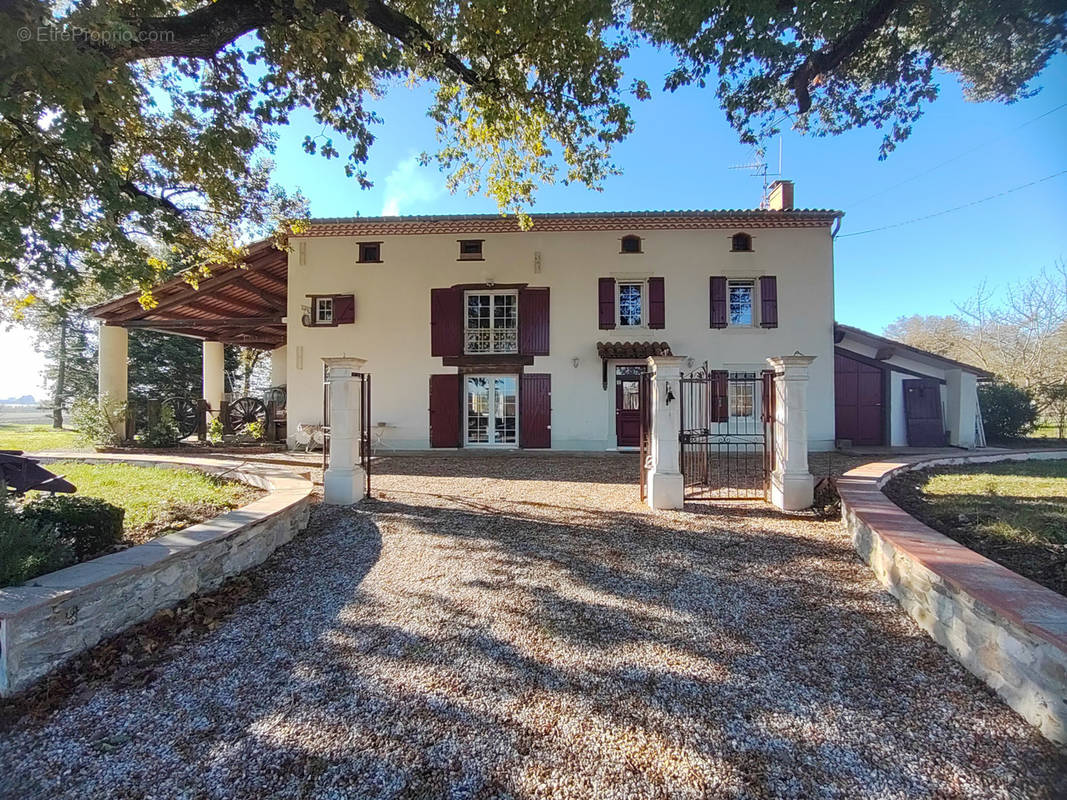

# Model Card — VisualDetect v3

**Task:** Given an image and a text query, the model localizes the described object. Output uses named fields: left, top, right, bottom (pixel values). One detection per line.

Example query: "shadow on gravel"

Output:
left=219, top=496, right=1067, bottom=799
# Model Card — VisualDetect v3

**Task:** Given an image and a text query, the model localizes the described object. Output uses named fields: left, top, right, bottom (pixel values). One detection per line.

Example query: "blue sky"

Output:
left=269, top=46, right=1067, bottom=338
left=2, top=45, right=1065, bottom=399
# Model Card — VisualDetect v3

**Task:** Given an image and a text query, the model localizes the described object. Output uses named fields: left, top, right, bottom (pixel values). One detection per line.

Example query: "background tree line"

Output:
left=3, top=295, right=272, bottom=428
left=885, top=260, right=1067, bottom=438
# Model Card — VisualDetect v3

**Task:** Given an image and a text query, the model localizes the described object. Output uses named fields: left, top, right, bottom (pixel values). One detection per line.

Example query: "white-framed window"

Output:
left=465, top=290, right=518, bottom=353
left=315, top=297, right=334, bottom=325
left=728, top=280, right=755, bottom=327
left=465, top=374, right=518, bottom=446
left=618, top=282, right=643, bottom=327
left=729, top=373, right=756, bottom=419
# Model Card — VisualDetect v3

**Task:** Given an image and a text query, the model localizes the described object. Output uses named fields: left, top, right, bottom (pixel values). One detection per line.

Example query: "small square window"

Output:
left=731, top=232, right=753, bottom=252
left=619, top=282, right=643, bottom=327
left=459, top=240, right=484, bottom=260
left=620, top=235, right=642, bottom=254
left=315, top=297, right=334, bottom=325
left=358, top=242, right=381, bottom=263
left=728, top=280, right=754, bottom=326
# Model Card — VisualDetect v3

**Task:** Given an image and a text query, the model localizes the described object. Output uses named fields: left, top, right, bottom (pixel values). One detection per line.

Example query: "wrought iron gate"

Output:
left=678, top=366, right=775, bottom=500
left=638, top=371, right=652, bottom=502
left=322, top=366, right=372, bottom=498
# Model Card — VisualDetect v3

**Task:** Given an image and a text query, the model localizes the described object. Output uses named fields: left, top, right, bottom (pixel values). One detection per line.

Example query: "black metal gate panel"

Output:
left=322, top=366, right=372, bottom=498
left=679, top=366, right=774, bottom=500
left=638, top=371, right=652, bottom=502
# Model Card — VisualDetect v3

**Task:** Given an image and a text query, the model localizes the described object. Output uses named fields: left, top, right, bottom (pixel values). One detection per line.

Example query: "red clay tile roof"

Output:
left=596, top=341, right=673, bottom=360
left=302, top=209, right=843, bottom=237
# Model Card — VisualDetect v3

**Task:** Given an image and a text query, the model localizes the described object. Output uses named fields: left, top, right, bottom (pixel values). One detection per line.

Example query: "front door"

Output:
left=903, top=379, right=945, bottom=446
left=615, top=365, right=645, bottom=447
left=465, top=375, right=519, bottom=447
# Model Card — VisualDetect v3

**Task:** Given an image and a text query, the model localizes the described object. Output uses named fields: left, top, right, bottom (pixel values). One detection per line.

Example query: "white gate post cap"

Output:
left=323, top=356, right=367, bottom=374
left=645, top=355, right=687, bottom=372
left=766, top=354, right=816, bottom=371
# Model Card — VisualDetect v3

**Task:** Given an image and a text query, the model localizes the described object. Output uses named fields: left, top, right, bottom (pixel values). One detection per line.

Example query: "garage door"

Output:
left=835, top=353, right=884, bottom=446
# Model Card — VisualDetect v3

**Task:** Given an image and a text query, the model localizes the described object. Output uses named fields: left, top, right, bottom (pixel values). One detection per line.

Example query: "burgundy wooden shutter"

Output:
left=333, top=294, right=355, bottom=325
left=647, top=277, right=665, bottom=329
left=429, top=374, right=461, bottom=447
left=759, top=276, right=778, bottom=329
left=598, top=277, right=616, bottom=329
left=761, top=370, right=776, bottom=423
left=710, top=370, right=729, bottom=423
left=520, top=373, right=551, bottom=448
left=710, top=277, right=728, bottom=329
left=519, top=287, right=550, bottom=356
left=430, top=288, right=463, bottom=357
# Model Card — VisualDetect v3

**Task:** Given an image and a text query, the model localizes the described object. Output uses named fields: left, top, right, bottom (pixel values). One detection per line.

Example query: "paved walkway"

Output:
left=2, top=455, right=1063, bottom=798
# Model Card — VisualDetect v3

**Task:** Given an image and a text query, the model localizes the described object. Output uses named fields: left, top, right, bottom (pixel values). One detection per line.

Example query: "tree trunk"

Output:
left=52, top=318, right=68, bottom=429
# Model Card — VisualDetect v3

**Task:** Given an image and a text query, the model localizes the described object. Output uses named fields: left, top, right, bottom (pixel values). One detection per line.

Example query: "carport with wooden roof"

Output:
left=86, top=239, right=290, bottom=432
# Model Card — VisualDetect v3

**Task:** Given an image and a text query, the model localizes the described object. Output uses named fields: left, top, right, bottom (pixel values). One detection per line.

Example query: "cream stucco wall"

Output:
left=285, top=226, right=838, bottom=451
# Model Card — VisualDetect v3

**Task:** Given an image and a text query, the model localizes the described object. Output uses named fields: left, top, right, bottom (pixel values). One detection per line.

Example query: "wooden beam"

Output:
left=122, top=316, right=282, bottom=329
left=233, top=276, right=285, bottom=310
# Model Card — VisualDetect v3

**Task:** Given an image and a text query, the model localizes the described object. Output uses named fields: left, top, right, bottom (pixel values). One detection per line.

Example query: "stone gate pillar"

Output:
left=645, top=355, right=686, bottom=510
left=322, top=357, right=367, bottom=505
left=767, top=354, right=816, bottom=511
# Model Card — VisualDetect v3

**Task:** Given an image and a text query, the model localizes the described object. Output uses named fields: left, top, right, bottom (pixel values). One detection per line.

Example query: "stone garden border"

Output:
left=0, top=454, right=314, bottom=697
left=838, top=449, right=1067, bottom=745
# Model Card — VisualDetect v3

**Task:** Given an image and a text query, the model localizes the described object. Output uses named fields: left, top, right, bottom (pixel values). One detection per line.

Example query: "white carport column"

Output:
left=945, top=369, right=978, bottom=449
left=98, top=324, right=128, bottom=436
left=767, top=355, right=816, bottom=511
left=270, top=345, right=287, bottom=386
left=322, top=357, right=367, bottom=505
left=202, top=341, right=225, bottom=414
left=645, top=355, right=686, bottom=510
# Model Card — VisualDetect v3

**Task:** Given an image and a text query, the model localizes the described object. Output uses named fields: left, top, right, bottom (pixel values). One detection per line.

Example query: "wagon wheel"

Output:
left=166, top=397, right=199, bottom=439
left=229, top=397, right=267, bottom=435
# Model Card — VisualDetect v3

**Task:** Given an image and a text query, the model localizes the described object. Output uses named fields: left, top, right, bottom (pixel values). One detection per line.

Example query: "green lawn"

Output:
left=886, top=459, right=1067, bottom=596
left=30, top=462, right=262, bottom=543
left=0, top=423, right=84, bottom=453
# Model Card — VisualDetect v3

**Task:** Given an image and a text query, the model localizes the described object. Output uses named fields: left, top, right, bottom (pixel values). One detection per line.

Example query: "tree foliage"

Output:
left=977, top=382, right=1039, bottom=441
left=885, top=261, right=1067, bottom=431
left=1, top=0, right=1063, bottom=299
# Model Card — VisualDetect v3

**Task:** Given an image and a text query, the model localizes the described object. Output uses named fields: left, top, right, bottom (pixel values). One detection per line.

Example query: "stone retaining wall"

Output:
left=838, top=450, right=1067, bottom=745
left=0, top=455, right=314, bottom=697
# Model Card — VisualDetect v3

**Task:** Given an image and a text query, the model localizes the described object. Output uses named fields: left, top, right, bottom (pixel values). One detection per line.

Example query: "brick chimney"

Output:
left=767, top=180, right=794, bottom=211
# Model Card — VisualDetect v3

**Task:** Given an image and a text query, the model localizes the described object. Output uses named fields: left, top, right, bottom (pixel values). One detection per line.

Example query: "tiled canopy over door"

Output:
left=520, top=374, right=551, bottom=448
left=429, top=374, right=461, bottom=447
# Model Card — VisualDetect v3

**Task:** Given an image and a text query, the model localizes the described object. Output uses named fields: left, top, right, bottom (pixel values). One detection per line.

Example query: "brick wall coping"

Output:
left=838, top=449, right=1067, bottom=652
left=0, top=453, right=313, bottom=624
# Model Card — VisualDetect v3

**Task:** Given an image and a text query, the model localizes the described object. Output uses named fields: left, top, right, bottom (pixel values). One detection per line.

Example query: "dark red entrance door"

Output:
left=835, top=353, right=884, bottom=446
left=615, top=366, right=644, bottom=447
left=903, top=379, right=945, bottom=446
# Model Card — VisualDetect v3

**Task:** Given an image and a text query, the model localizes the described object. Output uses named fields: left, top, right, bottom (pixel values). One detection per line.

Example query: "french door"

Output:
left=465, top=375, right=519, bottom=447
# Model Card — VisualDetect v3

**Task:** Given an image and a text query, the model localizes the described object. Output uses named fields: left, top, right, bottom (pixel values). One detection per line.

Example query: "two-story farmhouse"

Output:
left=89, top=181, right=989, bottom=452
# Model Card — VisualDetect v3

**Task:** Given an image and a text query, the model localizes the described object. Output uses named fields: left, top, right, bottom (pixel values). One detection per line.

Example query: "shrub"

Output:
left=138, top=404, right=181, bottom=448
left=20, top=495, right=125, bottom=560
left=71, top=394, right=126, bottom=448
left=0, top=498, right=75, bottom=587
left=978, top=382, right=1039, bottom=441
left=207, top=417, right=224, bottom=445
left=245, top=420, right=265, bottom=441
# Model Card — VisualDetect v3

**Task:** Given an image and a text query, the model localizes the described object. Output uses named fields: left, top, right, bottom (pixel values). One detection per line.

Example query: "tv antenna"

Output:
left=729, top=138, right=783, bottom=209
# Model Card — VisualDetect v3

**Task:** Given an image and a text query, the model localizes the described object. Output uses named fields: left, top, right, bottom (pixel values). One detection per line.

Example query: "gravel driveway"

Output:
left=2, top=455, right=1063, bottom=799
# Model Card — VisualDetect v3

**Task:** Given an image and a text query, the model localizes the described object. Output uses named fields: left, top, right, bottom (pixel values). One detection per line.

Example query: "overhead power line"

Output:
left=845, top=100, right=1067, bottom=206
left=836, top=169, right=1067, bottom=239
